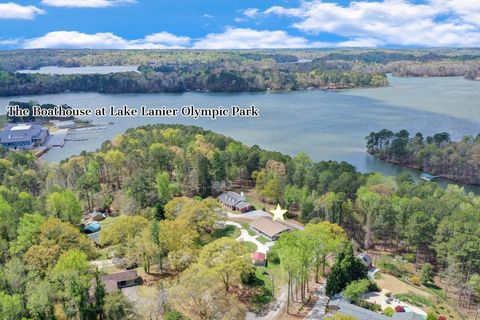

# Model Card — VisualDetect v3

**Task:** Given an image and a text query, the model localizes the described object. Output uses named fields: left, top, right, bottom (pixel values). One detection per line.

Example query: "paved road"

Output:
left=305, top=283, right=329, bottom=320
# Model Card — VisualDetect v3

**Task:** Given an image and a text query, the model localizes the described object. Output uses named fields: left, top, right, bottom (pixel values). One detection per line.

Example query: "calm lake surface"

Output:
left=16, top=65, right=140, bottom=75
left=1, top=75, right=479, bottom=191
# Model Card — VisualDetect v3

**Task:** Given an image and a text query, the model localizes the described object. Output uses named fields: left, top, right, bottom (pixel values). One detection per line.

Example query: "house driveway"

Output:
left=225, top=221, right=270, bottom=254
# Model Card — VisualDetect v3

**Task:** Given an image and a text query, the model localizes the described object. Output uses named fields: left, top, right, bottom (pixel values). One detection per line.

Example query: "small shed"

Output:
left=83, top=222, right=101, bottom=234
left=89, top=211, right=105, bottom=221
left=252, top=252, right=266, bottom=266
left=102, top=270, right=142, bottom=293
left=357, top=252, right=373, bottom=268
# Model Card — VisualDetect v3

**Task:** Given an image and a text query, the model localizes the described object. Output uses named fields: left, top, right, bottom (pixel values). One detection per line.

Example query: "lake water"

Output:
left=1, top=75, right=479, bottom=191
left=16, top=65, right=140, bottom=75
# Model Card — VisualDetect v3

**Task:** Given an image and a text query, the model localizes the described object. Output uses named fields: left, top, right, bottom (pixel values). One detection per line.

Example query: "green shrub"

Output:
left=377, top=256, right=408, bottom=278
left=426, top=311, right=437, bottom=320
left=343, top=279, right=371, bottom=302
left=384, top=306, right=395, bottom=317
left=404, top=253, right=416, bottom=263
left=355, top=300, right=382, bottom=312
left=421, top=263, right=434, bottom=284
left=409, top=275, right=421, bottom=286
left=368, top=281, right=380, bottom=292
left=164, top=310, right=189, bottom=320
left=267, top=245, right=280, bottom=264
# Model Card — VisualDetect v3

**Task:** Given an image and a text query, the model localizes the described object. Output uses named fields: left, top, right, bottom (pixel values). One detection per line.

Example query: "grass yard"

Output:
left=241, top=223, right=257, bottom=237
left=376, top=256, right=468, bottom=320
left=242, top=241, right=257, bottom=253
left=212, top=224, right=241, bottom=239
left=394, top=292, right=435, bottom=309
left=243, top=262, right=286, bottom=313
left=256, top=235, right=270, bottom=244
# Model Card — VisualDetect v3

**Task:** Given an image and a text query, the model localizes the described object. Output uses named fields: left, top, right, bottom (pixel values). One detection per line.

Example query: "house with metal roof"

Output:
left=218, top=191, right=254, bottom=213
left=0, top=123, right=49, bottom=149
left=83, top=222, right=101, bottom=234
left=327, top=298, right=424, bottom=320
left=249, top=217, right=292, bottom=241
left=102, top=270, right=142, bottom=293
left=90, top=270, right=142, bottom=297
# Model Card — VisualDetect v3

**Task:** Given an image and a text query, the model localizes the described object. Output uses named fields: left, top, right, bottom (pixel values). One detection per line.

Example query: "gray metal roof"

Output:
left=392, top=312, right=425, bottom=320
left=0, top=123, right=48, bottom=143
left=218, top=191, right=252, bottom=210
left=328, top=298, right=390, bottom=320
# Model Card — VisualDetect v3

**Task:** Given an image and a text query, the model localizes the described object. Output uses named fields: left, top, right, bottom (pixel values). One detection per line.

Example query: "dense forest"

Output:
left=0, top=124, right=479, bottom=319
left=366, top=129, right=480, bottom=185
left=0, top=48, right=479, bottom=96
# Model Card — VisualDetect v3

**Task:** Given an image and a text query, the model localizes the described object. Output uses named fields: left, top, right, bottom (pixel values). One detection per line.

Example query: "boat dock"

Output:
left=420, top=173, right=439, bottom=181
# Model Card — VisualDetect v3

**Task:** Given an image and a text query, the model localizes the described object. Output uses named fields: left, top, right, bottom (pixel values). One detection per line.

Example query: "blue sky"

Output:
left=0, top=0, right=479, bottom=49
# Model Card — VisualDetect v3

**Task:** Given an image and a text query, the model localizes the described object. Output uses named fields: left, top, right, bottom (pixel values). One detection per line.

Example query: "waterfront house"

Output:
left=217, top=191, right=254, bottom=213
left=0, top=123, right=49, bottom=149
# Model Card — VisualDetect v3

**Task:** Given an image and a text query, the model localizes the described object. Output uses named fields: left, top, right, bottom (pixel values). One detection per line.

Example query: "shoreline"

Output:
left=367, top=151, right=480, bottom=187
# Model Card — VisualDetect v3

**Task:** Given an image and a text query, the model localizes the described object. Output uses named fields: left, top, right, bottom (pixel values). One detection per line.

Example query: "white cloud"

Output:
left=193, top=27, right=315, bottom=49
left=10, top=29, right=393, bottom=50
left=144, top=32, right=190, bottom=46
left=0, top=2, right=45, bottom=19
left=22, top=31, right=189, bottom=49
left=243, top=8, right=260, bottom=18
left=264, top=0, right=480, bottom=47
left=41, top=0, right=136, bottom=8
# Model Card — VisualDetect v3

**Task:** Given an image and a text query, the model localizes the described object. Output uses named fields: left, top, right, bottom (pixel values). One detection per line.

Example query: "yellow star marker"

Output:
left=270, top=204, right=287, bottom=221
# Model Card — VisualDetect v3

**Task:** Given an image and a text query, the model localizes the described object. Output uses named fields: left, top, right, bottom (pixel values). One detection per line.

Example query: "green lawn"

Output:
left=394, top=292, right=435, bottom=308
left=212, top=224, right=241, bottom=239
left=256, top=235, right=270, bottom=244
left=255, top=263, right=286, bottom=300
left=242, top=241, right=257, bottom=253
left=241, top=223, right=257, bottom=237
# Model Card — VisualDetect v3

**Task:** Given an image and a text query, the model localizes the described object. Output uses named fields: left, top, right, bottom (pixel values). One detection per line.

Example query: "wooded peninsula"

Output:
left=366, top=129, right=480, bottom=185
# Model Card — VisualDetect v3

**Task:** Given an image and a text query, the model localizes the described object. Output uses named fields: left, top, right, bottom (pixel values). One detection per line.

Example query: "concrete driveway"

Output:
left=225, top=221, right=270, bottom=254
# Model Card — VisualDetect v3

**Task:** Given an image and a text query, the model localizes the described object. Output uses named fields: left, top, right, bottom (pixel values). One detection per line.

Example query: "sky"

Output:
left=0, top=0, right=479, bottom=49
